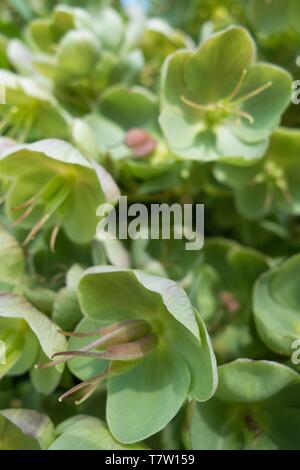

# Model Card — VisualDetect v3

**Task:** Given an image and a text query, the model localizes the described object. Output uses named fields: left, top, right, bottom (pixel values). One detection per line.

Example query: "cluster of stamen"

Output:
left=0, top=104, right=37, bottom=142
left=35, top=319, right=157, bottom=404
left=180, top=69, right=273, bottom=127
left=10, top=176, right=72, bottom=250
left=248, top=160, right=292, bottom=212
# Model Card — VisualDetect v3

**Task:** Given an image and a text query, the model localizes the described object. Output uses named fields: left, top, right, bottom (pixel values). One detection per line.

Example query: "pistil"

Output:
left=35, top=319, right=158, bottom=403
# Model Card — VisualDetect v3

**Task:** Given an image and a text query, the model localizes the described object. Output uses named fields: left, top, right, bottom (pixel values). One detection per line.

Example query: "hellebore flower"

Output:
left=214, top=128, right=300, bottom=219
left=0, top=139, right=119, bottom=246
left=159, top=26, right=292, bottom=161
left=0, top=409, right=55, bottom=450
left=139, top=18, right=194, bottom=88
left=189, top=359, right=300, bottom=450
left=254, top=253, right=300, bottom=359
left=0, top=292, right=67, bottom=394
left=28, top=5, right=143, bottom=109
left=0, top=70, right=70, bottom=141
left=248, top=0, right=300, bottom=36
left=36, top=266, right=218, bottom=443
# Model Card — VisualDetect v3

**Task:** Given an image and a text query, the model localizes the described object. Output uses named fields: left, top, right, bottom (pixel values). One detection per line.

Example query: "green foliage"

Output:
left=0, top=0, right=299, bottom=451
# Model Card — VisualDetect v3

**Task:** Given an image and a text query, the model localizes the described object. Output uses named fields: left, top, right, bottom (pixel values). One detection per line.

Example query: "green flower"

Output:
left=0, top=70, right=70, bottom=141
left=0, top=409, right=55, bottom=450
left=28, top=4, right=90, bottom=53
left=140, top=18, right=193, bottom=88
left=0, top=292, right=67, bottom=394
left=159, top=26, right=292, bottom=161
left=214, top=128, right=300, bottom=219
left=37, top=266, right=217, bottom=443
left=189, top=359, right=300, bottom=450
left=254, top=253, right=300, bottom=358
left=248, top=0, right=300, bottom=35
left=0, top=139, right=119, bottom=245
left=28, top=6, right=144, bottom=110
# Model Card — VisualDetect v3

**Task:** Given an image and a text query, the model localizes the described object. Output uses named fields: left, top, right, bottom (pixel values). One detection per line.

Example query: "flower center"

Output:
left=35, top=319, right=158, bottom=405
left=0, top=102, right=38, bottom=142
left=248, top=160, right=292, bottom=212
left=10, top=175, right=73, bottom=249
left=180, top=69, right=273, bottom=129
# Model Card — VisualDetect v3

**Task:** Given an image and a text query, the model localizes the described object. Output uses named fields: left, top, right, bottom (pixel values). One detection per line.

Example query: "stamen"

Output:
left=58, top=369, right=109, bottom=403
left=232, top=81, right=273, bottom=105
left=75, top=383, right=98, bottom=405
left=277, top=179, right=293, bottom=204
left=58, top=319, right=146, bottom=338
left=50, top=223, right=61, bottom=253
left=53, top=333, right=157, bottom=361
left=22, top=181, right=72, bottom=246
left=263, top=187, right=274, bottom=212
left=90, top=333, right=158, bottom=361
left=180, top=95, right=212, bottom=111
left=231, top=108, right=255, bottom=124
left=12, top=197, right=36, bottom=211
left=10, top=205, right=34, bottom=227
left=226, top=69, right=248, bottom=101
left=36, top=320, right=153, bottom=369
left=23, top=213, right=51, bottom=246
left=18, top=113, right=35, bottom=143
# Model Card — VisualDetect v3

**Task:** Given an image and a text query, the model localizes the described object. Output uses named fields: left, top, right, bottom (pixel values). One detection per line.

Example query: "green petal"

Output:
left=107, top=347, right=190, bottom=443
left=78, top=266, right=200, bottom=340
left=0, top=293, right=67, bottom=371
left=171, top=311, right=218, bottom=402
left=50, top=415, right=147, bottom=450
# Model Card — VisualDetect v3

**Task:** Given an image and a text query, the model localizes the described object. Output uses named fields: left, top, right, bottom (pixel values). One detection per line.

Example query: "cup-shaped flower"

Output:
left=254, top=253, right=300, bottom=358
left=0, top=139, right=119, bottom=246
left=0, top=70, right=70, bottom=141
left=28, top=5, right=91, bottom=53
left=140, top=19, right=194, bottom=87
left=159, top=26, right=292, bottom=161
left=0, top=292, right=67, bottom=394
left=214, top=128, right=300, bottom=219
left=248, top=0, right=300, bottom=36
left=189, top=359, right=300, bottom=450
left=37, top=266, right=218, bottom=443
